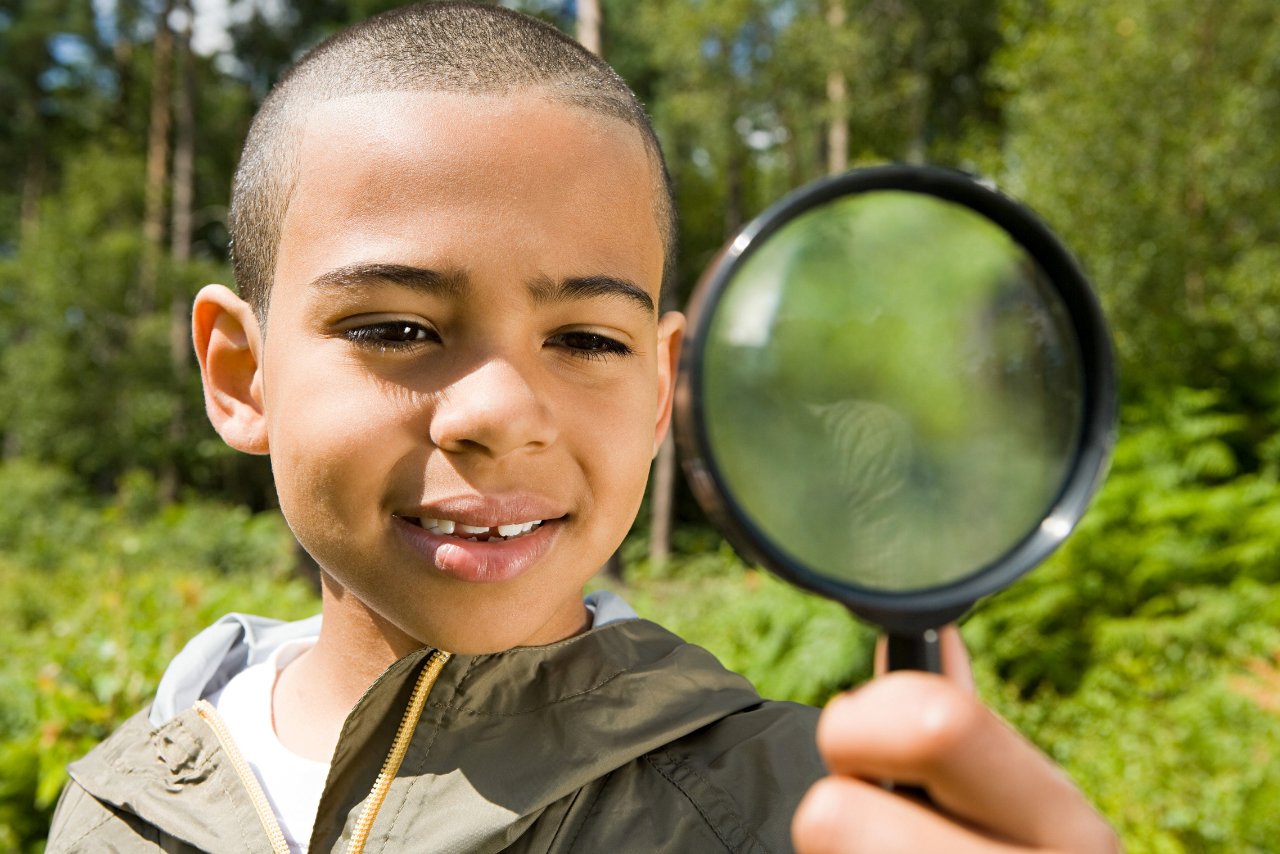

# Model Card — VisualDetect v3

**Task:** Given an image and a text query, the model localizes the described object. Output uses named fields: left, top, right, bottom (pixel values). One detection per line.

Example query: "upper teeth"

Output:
left=418, top=518, right=543, bottom=538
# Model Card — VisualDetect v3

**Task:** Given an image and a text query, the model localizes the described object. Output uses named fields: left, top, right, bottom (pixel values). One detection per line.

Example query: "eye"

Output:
left=344, top=321, right=439, bottom=350
left=548, top=330, right=634, bottom=362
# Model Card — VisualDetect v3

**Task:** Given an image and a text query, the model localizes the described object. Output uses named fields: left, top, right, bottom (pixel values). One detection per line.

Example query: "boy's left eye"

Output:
left=548, top=330, right=633, bottom=361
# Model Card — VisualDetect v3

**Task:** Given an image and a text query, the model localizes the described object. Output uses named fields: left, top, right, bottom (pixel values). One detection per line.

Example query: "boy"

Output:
left=48, top=4, right=1116, bottom=852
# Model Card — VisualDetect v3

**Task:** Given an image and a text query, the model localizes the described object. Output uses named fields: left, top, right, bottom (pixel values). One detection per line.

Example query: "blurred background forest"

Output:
left=2, top=0, right=1279, bottom=849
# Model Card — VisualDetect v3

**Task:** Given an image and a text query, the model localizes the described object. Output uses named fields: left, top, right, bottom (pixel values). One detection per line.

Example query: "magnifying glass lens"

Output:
left=701, top=191, right=1085, bottom=593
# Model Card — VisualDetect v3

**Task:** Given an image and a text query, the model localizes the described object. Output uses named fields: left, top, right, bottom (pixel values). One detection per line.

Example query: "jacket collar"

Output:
left=146, top=590, right=639, bottom=728
left=70, top=596, right=764, bottom=852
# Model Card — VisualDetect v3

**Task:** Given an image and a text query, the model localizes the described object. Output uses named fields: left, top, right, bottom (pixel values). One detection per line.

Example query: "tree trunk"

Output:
left=576, top=0, right=602, bottom=55
left=725, top=132, right=745, bottom=236
left=161, top=0, right=196, bottom=502
left=169, top=2, right=194, bottom=270
left=648, top=434, right=676, bottom=568
left=904, top=13, right=929, bottom=165
left=826, top=1, right=849, bottom=175
left=138, top=0, right=175, bottom=311
left=19, top=141, right=45, bottom=244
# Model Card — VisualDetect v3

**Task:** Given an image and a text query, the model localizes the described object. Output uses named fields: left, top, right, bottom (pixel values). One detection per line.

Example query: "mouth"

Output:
left=391, top=508, right=566, bottom=583
left=398, top=516, right=546, bottom=542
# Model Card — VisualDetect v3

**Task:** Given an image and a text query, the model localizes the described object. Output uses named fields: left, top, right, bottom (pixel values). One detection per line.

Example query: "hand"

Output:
left=792, top=626, right=1120, bottom=853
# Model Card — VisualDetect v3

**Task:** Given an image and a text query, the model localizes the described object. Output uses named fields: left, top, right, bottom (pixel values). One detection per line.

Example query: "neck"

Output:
left=270, top=572, right=425, bottom=762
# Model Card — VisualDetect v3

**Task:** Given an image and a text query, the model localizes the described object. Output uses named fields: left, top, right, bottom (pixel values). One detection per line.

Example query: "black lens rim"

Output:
left=675, top=165, right=1116, bottom=634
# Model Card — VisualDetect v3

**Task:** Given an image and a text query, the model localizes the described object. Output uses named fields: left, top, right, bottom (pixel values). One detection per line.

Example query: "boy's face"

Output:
left=222, top=91, right=680, bottom=654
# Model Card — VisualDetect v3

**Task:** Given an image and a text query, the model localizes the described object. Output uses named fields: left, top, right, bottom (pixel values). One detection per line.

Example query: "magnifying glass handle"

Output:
left=879, top=626, right=950, bottom=797
left=885, top=628, right=942, bottom=673
left=881, top=629, right=943, bottom=805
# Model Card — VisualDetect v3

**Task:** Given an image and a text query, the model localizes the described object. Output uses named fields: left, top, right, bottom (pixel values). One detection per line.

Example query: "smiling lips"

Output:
left=402, top=516, right=545, bottom=542
left=394, top=511, right=560, bottom=582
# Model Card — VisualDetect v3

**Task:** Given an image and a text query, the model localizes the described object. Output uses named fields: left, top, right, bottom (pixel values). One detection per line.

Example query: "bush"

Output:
left=0, top=462, right=316, bottom=852
left=599, top=547, right=876, bottom=706
left=970, top=580, right=1280, bottom=851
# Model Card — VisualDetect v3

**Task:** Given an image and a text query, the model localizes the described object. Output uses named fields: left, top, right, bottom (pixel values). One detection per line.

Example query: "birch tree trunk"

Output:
left=19, top=137, right=45, bottom=245
left=576, top=0, right=602, bottom=56
left=138, top=0, right=175, bottom=311
left=161, top=0, right=196, bottom=501
left=826, top=1, right=849, bottom=175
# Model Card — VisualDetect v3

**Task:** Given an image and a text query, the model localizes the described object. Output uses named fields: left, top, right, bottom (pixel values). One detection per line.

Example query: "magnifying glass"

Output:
left=675, top=165, right=1115, bottom=673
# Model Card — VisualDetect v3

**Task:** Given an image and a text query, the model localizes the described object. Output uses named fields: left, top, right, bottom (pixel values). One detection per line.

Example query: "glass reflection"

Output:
left=703, top=191, right=1083, bottom=592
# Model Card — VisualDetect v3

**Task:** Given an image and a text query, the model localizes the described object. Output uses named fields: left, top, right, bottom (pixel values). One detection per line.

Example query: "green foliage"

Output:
left=0, top=461, right=292, bottom=575
left=972, top=581, right=1280, bottom=851
left=994, top=0, right=1280, bottom=389
left=960, top=391, right=1280, bottom=849
left=596, top=546, right=876, bottom=706
left=0, top=462, right=316, bottom=853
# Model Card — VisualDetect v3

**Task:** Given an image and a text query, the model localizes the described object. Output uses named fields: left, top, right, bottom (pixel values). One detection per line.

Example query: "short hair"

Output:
left=229, top=1, right=676, bottom=323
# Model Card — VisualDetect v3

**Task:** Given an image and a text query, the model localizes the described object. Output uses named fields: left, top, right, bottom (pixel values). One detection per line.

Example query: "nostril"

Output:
left=435, top=437, right=494, bottom=456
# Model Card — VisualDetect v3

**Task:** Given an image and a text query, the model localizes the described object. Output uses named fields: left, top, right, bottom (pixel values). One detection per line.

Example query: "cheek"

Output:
left=265, top=362, right=407, bottom=531
left=568, top=378, right=659, bottom=509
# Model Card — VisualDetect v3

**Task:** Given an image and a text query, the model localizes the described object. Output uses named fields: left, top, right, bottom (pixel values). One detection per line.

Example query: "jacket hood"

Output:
left=65, top=592, right=771, bottom=852
left=145, top=589, right=640, bottom=728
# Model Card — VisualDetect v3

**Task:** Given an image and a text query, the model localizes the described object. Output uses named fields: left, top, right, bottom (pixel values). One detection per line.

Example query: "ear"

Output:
left=652, top=310, right=686, bottom=456
left=192, top=284, right=269, bottom=455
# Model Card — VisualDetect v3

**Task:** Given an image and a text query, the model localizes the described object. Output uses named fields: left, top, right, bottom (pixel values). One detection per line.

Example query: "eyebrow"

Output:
left=308, top=263, right=468, bottom=298
left=529, top=274, right=656, bottom=315
left=309, top=263, right=656, bottom=315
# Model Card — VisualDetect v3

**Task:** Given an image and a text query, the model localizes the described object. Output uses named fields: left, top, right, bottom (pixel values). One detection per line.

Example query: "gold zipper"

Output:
left=193, top=648, right=451, bottom=854
left=194, top=698, right=292, bottom=854
left=346, top=649, right=452, bottom=854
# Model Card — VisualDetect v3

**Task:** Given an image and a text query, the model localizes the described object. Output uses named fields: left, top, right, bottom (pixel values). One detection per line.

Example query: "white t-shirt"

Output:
left=209, top=639, right=327, bottom=854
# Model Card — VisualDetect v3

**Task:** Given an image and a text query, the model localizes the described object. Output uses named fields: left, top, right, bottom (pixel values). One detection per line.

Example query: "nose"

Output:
left=429, top=357, right=558, bottom=458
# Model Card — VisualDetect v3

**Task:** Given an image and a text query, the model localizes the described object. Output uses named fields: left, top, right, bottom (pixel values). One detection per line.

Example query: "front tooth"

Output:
left=437, top=520, right=456, bottom=535
left=457, top=523, right=488, bottom=535
left=497, top=523, right=523, bottom=537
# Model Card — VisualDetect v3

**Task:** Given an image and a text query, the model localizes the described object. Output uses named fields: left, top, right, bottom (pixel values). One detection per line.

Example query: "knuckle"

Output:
left=896, top=674, right=983, bottom=763
left=791, top=778, right=845, bottom=854
left=1076, top=820, right=1125, bottom=854
left=792, top=777, right=880, bottom=854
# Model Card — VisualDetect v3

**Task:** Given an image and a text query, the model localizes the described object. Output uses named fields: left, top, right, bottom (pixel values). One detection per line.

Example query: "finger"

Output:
left=938, top=624, right=974, bottom=692
left=873, top=625, right=974, bottom=692
left=792, top=775, right=1028, bottom=854
left=816, top=673, right=1118, bottom=852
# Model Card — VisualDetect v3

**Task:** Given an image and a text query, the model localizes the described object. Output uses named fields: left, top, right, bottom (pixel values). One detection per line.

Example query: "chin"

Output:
left=404, top=600, right=591, bottom=655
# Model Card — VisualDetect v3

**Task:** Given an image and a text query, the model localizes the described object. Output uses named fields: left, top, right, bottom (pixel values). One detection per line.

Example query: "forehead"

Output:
left=272, top=90, right=665, bottom=308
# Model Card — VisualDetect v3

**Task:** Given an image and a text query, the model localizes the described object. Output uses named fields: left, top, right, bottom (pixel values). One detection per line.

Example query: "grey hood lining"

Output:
left=147, top=590, right=637, bottom=727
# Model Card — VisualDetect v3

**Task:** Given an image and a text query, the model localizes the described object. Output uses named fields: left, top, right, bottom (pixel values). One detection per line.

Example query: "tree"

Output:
left=576, top=0, right=602, bottom=54
left=995, top=0, right=1280, bottom=396
left=138, top=0, right=174, bottom=310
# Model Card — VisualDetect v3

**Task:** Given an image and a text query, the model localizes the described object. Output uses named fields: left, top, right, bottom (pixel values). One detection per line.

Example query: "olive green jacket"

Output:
left=47, top=601, right=823, bottom=852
